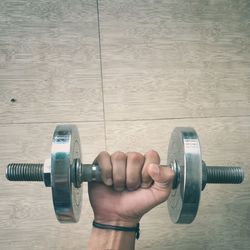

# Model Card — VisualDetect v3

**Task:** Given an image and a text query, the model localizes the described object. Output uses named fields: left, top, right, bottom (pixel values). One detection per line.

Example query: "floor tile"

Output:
left=100, top=0, right=250, bottom=120
left=0, top=0, right=103, bottom=123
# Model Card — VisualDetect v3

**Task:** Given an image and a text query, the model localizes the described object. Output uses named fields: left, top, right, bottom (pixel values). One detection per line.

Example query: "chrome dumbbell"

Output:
left=6, top=125, right=244, bottom=224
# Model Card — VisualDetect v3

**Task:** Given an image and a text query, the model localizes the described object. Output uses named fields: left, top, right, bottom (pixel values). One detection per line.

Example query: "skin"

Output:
left=88, top=150, right=175, bottom=250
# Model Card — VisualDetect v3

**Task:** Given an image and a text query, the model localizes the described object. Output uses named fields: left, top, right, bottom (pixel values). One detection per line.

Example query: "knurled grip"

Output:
left=80, top=164, right=102, bottom=182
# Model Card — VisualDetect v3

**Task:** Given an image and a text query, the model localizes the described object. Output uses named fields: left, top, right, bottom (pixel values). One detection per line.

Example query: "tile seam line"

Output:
left=0, top=115, right=250, bottom=125
left=105, top=114, right=250, bottom=122
left=96, top=0, right=107, bottom=150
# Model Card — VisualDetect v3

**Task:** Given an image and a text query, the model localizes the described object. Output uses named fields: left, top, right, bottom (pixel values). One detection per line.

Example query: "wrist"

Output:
left=92, top=220, right=140, bottom=240
left=94, top=214, right=141, bottom=227
left=89, top=224, right=137, bottom=250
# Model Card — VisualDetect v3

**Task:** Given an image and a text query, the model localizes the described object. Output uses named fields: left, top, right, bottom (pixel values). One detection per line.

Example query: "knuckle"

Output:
left=99, top=151, right=110, bottom=158
left=112, top=151, right=126, bottom=161
left=127, top=152, right=144, bottom=163
left=145, top=149, right=160, bottom=162
left=146, top=149, right=159, bottom=157
left=96, top=151, right=110, bottom=164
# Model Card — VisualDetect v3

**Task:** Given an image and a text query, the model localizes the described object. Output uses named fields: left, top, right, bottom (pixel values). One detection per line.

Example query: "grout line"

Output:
left=0, top=114, right=250, bottom=125
left=0, top=120, right=104, bottom=125
left=96, top=0, right=107, bottom=150
left=105, top=114, right=250, bottom=122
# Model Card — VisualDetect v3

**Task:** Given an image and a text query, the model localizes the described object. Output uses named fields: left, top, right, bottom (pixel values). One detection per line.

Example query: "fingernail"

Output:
left=141, top=182, right=150, bottom=188
left=106, top=178, right=113, bottom=186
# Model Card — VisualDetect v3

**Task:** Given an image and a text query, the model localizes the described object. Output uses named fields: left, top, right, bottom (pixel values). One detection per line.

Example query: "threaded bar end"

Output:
left=6, top=163, right=44, bottom=181
left=207, top=166, right=244, bottom=184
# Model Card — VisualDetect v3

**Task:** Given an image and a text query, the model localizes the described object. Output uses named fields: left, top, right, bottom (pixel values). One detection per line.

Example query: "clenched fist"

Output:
left=88, top=150, right=175, bottom=227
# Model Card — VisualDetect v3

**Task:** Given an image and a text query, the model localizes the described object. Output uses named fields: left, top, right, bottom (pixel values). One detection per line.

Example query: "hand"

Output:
left=88, top=150, right=175, bottom=227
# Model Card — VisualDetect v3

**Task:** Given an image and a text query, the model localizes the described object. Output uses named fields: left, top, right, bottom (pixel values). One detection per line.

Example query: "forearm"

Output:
left=88, top=227, right=136, bottom=250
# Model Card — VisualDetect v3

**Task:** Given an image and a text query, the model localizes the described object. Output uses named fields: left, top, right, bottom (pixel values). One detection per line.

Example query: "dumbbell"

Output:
left=5, top=124, right=244, bottom=224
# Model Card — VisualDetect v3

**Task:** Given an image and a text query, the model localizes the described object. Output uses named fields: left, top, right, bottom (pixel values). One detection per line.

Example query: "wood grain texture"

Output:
left=0, top=0, right=103, bottom=123
left=0, top=122, right=105, bottom=250
left=1, top=0, right=250, bottom=250
left=106, top=117, right=250, bottom=250
left=99, top=0, right=250, bottom=120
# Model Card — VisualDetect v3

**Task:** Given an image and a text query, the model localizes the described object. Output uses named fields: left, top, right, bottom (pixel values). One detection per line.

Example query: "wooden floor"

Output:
left=0, top=0, right=249, bottom=249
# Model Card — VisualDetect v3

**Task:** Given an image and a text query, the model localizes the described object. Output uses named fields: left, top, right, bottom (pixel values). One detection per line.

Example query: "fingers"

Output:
left=94, top=150, right=170, bottom=195
left=94, top=151, right=113, bottom=186
left=111, top=151, right=127, bottom=191
left=126, top=152, right=144, bottom=191
left=95, top=151, right=145, bottom=191
left=141, top=150, right=160, bottom=188
left=111, top=151, right=145, bottom=191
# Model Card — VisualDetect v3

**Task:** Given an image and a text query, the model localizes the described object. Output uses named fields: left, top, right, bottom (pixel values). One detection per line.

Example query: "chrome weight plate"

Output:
left=167, top=127, right=202, bottom=224
left=51, top=125, right=82, bottom=223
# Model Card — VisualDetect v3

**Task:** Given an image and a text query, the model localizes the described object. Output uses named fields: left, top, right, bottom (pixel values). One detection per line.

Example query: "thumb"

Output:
left=147, top=163, right=175, bottom=190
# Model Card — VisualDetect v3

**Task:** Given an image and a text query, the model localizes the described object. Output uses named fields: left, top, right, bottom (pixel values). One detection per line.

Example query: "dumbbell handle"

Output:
left=74, top=159, right=102, bottom=187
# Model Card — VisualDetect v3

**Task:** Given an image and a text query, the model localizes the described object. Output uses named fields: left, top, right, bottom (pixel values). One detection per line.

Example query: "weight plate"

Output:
left=167, top=127, right=202, bottom=224
left=51, top=124, right=82, bottom=223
